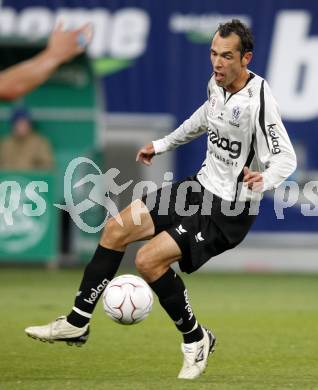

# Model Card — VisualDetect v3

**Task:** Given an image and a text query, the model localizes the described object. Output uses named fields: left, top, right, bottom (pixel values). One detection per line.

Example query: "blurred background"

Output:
left=0, top=0, right=317, bottom=272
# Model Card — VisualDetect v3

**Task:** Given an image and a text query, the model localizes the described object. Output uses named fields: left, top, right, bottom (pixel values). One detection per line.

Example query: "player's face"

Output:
left=210, top=32, right=252, bottom=92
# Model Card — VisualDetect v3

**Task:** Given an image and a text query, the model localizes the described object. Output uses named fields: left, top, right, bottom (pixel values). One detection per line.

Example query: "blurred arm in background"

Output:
left=0, top=22, right=93, bottom=101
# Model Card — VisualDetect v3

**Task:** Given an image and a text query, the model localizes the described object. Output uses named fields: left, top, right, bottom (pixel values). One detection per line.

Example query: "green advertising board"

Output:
left=0, top=42, right=98, bottom=205
left=0, top=172, right=58, bottom=262
left=0, top=41, right=101, bottom=263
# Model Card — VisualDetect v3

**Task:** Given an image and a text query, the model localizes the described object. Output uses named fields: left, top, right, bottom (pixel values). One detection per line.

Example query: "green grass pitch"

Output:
left=0, top=268, right=317, bottom=390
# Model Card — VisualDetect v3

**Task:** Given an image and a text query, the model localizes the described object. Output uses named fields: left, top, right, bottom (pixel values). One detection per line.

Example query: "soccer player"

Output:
left=0, top=22, right=92, bottom=101
left=25, top=20, right=297, bottom=380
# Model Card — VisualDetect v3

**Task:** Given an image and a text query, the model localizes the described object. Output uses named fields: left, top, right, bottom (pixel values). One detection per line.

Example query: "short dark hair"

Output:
left=10, top=106, right=32, bottom=126
left=216, top=19, right=254, bottom=57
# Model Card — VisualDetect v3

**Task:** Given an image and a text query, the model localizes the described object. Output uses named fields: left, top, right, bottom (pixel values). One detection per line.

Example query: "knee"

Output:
left=135, top=244, right=168, bottom=283
left=135, top=245, right=153, bottom=279
left=100, top=217, right=127, bottom=249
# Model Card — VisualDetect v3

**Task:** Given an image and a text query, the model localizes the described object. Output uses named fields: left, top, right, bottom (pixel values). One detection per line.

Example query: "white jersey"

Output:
left=153, top=72, right=297, bottom=202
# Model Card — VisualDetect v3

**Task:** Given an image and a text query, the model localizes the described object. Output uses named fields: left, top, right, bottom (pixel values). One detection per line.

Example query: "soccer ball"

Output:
left=102, top=274, right=153, bottom=325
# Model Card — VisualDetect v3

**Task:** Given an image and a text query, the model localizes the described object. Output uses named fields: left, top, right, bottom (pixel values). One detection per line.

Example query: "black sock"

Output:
left=67, top=245, right=124, bottom=327
left=149, top=268, right=203, bottom=343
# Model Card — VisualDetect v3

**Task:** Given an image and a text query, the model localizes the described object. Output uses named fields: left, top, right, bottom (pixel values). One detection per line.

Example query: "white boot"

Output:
left=178, top=327, right=216, bottom=379
left=25, top=316, right=89, bottom=346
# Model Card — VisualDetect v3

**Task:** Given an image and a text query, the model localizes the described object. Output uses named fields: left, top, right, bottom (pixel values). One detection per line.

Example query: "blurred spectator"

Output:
left=0, top=107, right=54, bottom=170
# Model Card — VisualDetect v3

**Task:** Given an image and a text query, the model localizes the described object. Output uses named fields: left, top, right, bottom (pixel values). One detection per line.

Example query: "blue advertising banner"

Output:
left=1, top=0, right=318, bottom=231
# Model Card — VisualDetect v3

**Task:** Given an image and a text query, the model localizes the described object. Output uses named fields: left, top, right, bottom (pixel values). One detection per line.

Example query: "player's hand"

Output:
left=47, top=21, right=93, bottom=64
left=243, top=167, right=264, bottom=192
left=136, top=143, right=155, bottom=166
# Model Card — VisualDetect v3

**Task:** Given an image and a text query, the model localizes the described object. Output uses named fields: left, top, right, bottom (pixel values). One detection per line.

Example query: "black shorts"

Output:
left=142, top=176, right=256, bottom=274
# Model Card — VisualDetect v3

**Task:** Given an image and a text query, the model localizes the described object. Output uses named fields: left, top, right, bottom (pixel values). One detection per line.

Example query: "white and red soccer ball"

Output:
left=102, top=274, right=153, bottom=325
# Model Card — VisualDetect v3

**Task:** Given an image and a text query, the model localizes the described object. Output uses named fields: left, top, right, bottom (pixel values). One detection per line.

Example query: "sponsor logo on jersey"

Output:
left=267, top=123, right=281, bottom=154
left=208, top=128, right=242, bottom=159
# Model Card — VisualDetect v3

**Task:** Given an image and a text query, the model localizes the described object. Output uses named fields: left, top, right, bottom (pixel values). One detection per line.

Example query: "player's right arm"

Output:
left=153, top=101, right=209, bottom=154
left=136, top=100, right=209, bottom=165
left=136, top=143, right=155, bottom=166
left=0, top=22, right=92, bottom=101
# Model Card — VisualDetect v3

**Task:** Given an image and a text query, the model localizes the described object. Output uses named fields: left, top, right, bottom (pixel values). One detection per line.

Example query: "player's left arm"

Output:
left=246, top=80, right=297, bottom=192
left=243, top=166, right=264, bottom=192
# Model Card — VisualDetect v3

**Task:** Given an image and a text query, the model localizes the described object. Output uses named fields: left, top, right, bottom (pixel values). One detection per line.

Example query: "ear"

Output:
left=242, top=51, right=253, bottom=66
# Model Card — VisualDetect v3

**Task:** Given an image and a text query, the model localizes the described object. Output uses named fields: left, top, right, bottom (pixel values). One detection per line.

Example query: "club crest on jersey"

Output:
left=229, top=106, right=241, bottom=127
